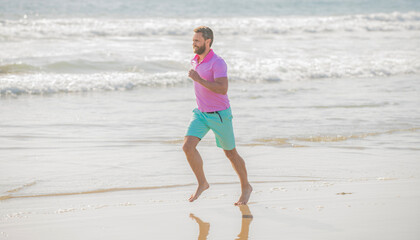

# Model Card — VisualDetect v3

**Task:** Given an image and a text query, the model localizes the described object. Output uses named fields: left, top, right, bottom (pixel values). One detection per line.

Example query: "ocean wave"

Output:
left=0, top=63, right=39, bottom=73
left=0, top=72, right=189, bottom=96
left=1, top=56, right=419, bottom=96
left=253, top=128, right=420, bottom=147
left=230, top=56, right=420, bottom=82
left=3, top=58, right=417, bottom=80
left=0, top=59, right=189, bottom=74
left=1, top=12, right=419, bottom=40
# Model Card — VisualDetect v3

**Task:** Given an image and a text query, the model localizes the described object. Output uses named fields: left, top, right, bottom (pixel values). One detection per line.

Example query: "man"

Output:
left=183, top=26, right=252, bottom=205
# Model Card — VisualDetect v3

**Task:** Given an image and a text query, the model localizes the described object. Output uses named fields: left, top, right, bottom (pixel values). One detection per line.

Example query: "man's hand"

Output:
left=188, top=69, right=228, bottom=95
left=188, top=69, right=202, bottom=82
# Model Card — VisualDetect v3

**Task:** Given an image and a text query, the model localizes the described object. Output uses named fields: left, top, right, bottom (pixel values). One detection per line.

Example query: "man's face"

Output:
left=192, top=32, right=206, bottom=55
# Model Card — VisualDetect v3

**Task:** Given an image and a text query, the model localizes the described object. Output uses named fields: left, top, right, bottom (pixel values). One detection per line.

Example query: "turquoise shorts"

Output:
left=186, top=107, right=236, bottom=150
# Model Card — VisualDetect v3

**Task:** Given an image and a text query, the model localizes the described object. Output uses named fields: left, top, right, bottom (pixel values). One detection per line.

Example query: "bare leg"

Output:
left=183, top=136, right=209, bottom=202
left=224, top=148, right=253, bottom=205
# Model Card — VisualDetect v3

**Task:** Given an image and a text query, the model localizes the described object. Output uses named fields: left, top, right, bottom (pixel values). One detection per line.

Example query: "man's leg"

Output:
left=224, top=148, right=253, bottom=205
left=183, top=136, right=209, bottom=202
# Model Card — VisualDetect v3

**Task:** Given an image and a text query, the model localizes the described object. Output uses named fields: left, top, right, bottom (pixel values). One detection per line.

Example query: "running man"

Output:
left=183, top=26, right=253, bottom=205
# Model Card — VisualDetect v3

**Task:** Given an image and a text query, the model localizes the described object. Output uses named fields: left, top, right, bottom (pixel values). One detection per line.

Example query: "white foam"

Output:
left=1, top=12, right=419, bottom=96
left=2, top=51, right=419, bottom=96
left=229, top=55, right=420, bottom=82
left=1, top=12, right=420, bottom=40
left=0, top=72, right=188, bottom=96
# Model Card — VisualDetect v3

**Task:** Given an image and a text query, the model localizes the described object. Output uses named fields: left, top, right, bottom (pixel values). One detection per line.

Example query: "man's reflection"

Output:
left=236, top=205, right=253, bottom=240
left=190, top=205, right=253, bottom=240
left=189, top=213, right=210, bottom=240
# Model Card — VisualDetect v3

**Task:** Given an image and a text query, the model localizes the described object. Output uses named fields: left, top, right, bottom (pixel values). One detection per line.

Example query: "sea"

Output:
left=0, top=0, right=419, bottom=200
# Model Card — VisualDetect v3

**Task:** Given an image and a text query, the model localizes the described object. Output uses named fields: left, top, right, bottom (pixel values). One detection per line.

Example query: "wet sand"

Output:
left=1, top=145, right=419, bottom=240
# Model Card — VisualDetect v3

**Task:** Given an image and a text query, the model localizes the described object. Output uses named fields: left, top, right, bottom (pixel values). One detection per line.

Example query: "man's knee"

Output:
left=182, top=142, right=195, bottom=153
left=183, top=136, right=200, bottom=153
left=224, top=148, right=238, bottom=160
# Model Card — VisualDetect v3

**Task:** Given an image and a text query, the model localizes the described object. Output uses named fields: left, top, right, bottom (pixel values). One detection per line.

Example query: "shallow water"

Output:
left=1, top=75, right=419, bottom=198
left=1, top=0, right=420, bottom=201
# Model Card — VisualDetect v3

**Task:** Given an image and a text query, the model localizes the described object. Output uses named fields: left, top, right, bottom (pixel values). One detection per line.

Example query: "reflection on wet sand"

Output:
left=237, top=205, right=253, bottom=240
left=190, top=205, right=253, bottom=240
left=189, top=213, right=210, bottom=240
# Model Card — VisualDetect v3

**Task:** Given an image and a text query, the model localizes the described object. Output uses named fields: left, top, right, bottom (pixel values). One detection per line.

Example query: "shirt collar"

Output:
left=193, top=49, right=214, bottom=64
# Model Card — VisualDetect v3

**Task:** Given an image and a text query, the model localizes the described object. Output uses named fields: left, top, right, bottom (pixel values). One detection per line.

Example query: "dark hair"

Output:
left=194, top=26, right=214, bottom=47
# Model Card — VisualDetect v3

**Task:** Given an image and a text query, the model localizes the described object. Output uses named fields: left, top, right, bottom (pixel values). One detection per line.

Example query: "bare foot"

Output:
left=235, top=184, right=253, bottom=206
left=189, top=182, right=209, bottom=202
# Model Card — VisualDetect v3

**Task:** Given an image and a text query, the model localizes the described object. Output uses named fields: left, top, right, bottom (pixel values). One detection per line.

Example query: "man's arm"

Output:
left=189, top=69, right=228, bottom=95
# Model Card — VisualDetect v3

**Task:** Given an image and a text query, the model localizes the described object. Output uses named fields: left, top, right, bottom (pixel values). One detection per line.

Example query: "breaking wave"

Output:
left=1, top=12, right=420, bottom=40
left=0, top=72, right=189, bottom=96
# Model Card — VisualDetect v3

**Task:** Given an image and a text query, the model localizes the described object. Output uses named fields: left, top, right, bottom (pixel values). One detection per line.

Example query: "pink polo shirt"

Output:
left=191, top=49, right=230, bottom=112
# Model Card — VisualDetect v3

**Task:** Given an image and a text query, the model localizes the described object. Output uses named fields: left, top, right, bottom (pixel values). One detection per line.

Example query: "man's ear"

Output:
left=206, top=38, right=212, bottom=47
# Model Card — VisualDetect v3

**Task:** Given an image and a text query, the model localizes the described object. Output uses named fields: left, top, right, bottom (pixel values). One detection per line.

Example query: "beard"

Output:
left=194, top=44, right=206, bottom=55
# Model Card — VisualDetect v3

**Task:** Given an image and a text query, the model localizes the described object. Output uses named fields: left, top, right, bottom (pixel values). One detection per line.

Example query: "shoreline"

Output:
left=1, top=177, right=419, bottom=239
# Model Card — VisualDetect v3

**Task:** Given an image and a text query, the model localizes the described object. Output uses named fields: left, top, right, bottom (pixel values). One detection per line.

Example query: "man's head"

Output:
left=193, top=26, right=213, bottom=55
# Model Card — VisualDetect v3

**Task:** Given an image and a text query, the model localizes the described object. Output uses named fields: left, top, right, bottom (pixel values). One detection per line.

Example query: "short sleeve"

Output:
left=213, top=59, right=228, bottom=79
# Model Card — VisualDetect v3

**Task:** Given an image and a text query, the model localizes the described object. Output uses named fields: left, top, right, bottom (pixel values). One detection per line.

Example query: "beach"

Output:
left=1, top=80, right=419, bottom=239
left=1, top=141, right=419, bottom=239
left=1, top=181, right=419, bottom=239
left=1, top=0, right=420, bottom=239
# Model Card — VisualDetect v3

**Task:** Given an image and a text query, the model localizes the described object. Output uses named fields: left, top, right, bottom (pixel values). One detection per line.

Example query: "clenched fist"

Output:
left=188, top=69, right=202, bottom=82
